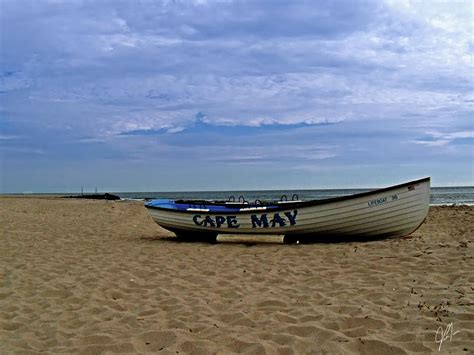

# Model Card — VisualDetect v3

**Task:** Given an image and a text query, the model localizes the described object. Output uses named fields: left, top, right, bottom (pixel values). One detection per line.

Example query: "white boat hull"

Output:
left=146, top=178, right=430, bottom=240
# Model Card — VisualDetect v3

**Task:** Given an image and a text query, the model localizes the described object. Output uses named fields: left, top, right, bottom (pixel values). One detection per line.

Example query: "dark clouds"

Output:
left=0, top=0, right=472, bottom=191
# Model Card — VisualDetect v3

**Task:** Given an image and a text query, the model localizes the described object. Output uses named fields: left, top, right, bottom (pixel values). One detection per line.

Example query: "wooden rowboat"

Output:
left=145, top=177, right=430, bottom=242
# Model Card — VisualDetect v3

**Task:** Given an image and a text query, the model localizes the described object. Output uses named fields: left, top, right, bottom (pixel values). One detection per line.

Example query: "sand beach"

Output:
left=1, top=196, right=473, bottom=354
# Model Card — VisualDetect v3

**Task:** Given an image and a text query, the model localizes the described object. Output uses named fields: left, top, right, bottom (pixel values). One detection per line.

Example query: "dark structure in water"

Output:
left=64, top=193, right=120, bottom=200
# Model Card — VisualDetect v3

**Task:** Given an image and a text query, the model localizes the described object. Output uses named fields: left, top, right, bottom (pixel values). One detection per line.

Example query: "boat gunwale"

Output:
left=144, top=177, right=430, bottom=215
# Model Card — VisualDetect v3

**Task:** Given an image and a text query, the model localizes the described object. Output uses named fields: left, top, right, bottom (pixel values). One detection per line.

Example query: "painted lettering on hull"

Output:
left=251, top=210, right=298, bottom=228
left=193, top=215, right=240, bottom=228
left=192, top=210, right=298, bottom=229
left=368, top=194, right=398, bottom=207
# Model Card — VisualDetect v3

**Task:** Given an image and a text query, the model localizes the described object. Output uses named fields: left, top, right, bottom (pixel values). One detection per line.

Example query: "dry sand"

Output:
left=1, top=196, right=473, bottom=354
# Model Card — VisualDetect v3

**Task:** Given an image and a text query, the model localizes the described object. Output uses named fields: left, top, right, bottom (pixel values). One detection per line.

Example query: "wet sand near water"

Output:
left=1, top=196, right=473, bottom=354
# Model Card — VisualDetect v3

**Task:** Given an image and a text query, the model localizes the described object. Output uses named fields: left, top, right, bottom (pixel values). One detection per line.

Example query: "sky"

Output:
left=0, top=0, right=473, bottom=193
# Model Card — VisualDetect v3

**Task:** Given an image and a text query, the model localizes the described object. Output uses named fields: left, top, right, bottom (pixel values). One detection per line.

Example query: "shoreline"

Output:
left=1, top=197, right=473, bottom=353
left=1, top=194, right=473, bottom=206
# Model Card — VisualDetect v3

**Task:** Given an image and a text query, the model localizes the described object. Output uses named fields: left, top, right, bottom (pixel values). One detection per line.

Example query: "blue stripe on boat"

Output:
left=145, top=199, right=278, bottom=213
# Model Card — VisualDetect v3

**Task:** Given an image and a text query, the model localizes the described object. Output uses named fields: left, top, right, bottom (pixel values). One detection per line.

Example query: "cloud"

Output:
left=2, top=0, right=472, bottom=135
left=412, top=130, right=473, bottom=146
left=1, top=0, right=473, bottom=191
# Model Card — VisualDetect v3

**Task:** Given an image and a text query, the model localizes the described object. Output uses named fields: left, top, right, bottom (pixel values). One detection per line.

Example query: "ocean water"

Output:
left=117, top=186, right=474, bottom=206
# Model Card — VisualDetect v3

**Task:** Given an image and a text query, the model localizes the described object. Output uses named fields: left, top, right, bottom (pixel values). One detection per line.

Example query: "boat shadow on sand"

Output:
left=140, top=233, right=411, bottom=245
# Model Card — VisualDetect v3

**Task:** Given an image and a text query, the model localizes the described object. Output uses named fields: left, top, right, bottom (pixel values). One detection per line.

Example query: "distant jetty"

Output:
left=64, top=193, right=120, bottom=201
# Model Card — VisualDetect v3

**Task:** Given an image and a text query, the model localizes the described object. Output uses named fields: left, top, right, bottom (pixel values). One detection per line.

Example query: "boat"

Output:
left=144, top=177, right=430, bottom=242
